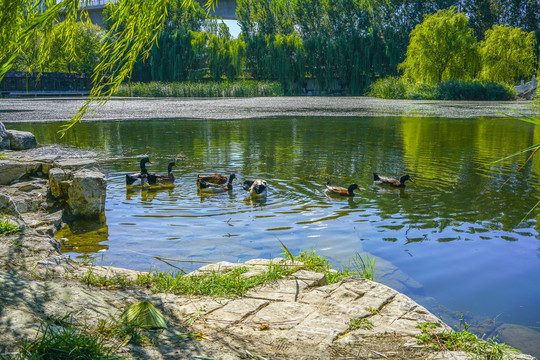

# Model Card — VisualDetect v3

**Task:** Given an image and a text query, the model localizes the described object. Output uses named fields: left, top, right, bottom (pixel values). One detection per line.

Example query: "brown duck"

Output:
left=373, top=173, right=413, bottom=188
left=325, top=181, right=360, bottom=197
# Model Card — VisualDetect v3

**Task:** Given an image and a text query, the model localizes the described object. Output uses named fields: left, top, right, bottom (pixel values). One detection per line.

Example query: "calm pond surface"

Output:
left=11, top=116, right=540, bottom=347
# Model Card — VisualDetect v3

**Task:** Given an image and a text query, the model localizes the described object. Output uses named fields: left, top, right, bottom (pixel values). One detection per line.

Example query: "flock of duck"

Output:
left=125, top=156, right=414, bottom=198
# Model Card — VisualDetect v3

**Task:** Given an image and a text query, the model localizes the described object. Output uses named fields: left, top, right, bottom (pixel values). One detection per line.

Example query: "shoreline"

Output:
left=0, top=96, right=536, bottom=123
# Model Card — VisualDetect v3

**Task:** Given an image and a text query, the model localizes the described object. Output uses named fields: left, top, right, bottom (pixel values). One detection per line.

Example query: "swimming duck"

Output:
left=196, top=173, right=228, bottom=186
left=242, top=179, right=267, bottom=198
left=325, top=181, right=360, bottom=197
left=373, top=173, right=413, bottom=188
left=126, top=157, right=152, bottom=186
left=198, top=173, right=236, bottom=193
left=148, top=161, right=176, bottom=186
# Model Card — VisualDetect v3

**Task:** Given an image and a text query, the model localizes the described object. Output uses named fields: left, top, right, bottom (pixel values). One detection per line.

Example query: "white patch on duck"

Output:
left=243, top=179, right=267, bottom=198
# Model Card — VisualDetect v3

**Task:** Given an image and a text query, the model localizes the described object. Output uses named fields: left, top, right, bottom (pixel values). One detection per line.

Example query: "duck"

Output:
left=198, top=173, right=236, bottom=193
left=373, top=173, right=413, bottom=188
left=126, top=156, right=152, bottom=186
left=325, top=181, right=360, bottom=197
left=196, top=173, right=228, bottom=186
left=148, top=161, right=176, bottom=186
left=242, top=179, right=267, bottom=198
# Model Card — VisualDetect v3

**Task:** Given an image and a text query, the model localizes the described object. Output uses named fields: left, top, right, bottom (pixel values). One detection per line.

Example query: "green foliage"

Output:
left=0, top=218, right=20, bottom=235
left=434, top=79, right=515, bottom=100
left=369, top=78, right=515, bottom=100
left=116, top=81, right=283, bottom=97
left=368, top=76, right=409, bottom=99
left=479, top=25, right=537, bottom=83
left=120, top=301, right=168, bottom=329
left=348, top=317, right=373, bottom=330
left=399, top=8, right=479, bottom=84
left=416, top=319, right=520, bottom=359
left=351, top=253, right=377, bottom=281
left=47, top=22, right=104, bottom=75
left=7, top=318, right=118, bottom=360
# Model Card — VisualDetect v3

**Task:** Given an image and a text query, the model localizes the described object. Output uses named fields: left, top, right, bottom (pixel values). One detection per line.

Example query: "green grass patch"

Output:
left=116, top=81, right=284, bottom=98
left=76, top=250, right=372, bottom=296
left=416, top=320, right=521, bottom=360
left=0, top=218, right=21, bottom=235
left=3, top=318, right=119, bottom=360
left=369, top=77, right=515, bottom=101
left=351, top=253, right=377, bottom=281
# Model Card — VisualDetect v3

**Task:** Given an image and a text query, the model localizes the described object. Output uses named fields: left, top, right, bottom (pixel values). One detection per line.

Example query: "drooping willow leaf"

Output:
left=121, top=300, right=168, bottom=329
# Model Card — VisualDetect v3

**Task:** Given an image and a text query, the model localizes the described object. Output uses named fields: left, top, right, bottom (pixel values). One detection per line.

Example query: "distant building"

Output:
left=0, top=71, right=91, bottom=96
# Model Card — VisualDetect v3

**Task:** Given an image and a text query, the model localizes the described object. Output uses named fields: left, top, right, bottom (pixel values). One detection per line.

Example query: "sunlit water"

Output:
left=11, top=116, right=540, bottom=351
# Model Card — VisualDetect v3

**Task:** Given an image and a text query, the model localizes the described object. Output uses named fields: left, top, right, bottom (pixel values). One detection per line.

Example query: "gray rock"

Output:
left=493, top=323, right=540, bottom=359
left=0, top=160, right=41, bottom=185
left=0, top=136, right=10, bottom=150
left=6, top=130, right=37, bottom=151
left=49, top=168, right=72, bottom=198
left=54, top=158, right=99, bottom=171
left=67, top=169, right=107, bottom=218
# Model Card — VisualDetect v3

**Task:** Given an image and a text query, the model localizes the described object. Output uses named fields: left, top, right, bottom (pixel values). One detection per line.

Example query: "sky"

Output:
left=222, top=19, right=241, bottom=38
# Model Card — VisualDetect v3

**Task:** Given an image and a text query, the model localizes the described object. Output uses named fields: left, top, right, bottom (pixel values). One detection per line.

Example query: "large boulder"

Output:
left=6, top=130, right=37, bottom=151
left=66, top=169, right=107, bottom=218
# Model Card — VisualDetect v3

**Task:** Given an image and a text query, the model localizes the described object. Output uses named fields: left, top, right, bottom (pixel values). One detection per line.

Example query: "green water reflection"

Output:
left=10, top=116, right=540, bottom=348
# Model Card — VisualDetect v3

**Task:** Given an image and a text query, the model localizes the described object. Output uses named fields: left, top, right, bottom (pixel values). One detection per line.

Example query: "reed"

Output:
left=116, top=81, right=284, bottom=98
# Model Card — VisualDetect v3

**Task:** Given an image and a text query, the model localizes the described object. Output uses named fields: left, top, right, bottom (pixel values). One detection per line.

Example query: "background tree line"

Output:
left=11, top=0, right=540, bottom=96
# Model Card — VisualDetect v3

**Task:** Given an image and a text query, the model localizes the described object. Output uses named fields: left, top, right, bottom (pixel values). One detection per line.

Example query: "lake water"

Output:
left=11, top=116, right=540, bottom=353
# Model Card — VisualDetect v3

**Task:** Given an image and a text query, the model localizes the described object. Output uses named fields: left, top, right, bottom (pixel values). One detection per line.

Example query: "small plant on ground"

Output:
left=416, top=317, right=521, bottom=360
left=366, top=306, right=380, bottom=316
left=348, top=317, right=373, bottom=330
left=351, top=252, right=377, bottom=281
left=0, top=218, right=20, bottom=235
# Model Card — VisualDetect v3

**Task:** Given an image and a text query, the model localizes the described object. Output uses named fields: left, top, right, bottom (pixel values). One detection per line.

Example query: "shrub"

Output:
left=368, top=77, right=408, bottom=99
left=435, top=80, right=514, bottom=100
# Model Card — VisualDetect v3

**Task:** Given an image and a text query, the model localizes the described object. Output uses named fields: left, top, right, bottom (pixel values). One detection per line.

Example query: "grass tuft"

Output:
left=351, top=253, right=377, bottom=281
left=0, top=218, right=21, bottom=235
left=5, top=317, right=119, bottom=360
left=416, top=317, right=521, bottom=360
left=116, top=81, right=283, bottom=98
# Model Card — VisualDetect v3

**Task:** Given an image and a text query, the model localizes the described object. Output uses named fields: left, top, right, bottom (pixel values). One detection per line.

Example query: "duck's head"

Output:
left=140, top=156, right=152, bottom=169
left=400, top=174, right=413, bottom=183
left=348, top=183, right=360, bottom=192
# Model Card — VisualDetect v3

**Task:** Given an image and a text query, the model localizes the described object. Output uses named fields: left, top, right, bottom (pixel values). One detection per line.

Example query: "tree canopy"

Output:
left=479, top=25, right=537, bottom=83
left=0, top=0, right=215, bottom=135
left=399, top=8, right=479, bottom=84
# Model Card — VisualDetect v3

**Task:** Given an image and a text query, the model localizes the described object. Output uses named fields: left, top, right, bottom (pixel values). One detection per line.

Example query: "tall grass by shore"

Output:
left=116, top=81, right=284, bottom=98
left=368, top=77, right=516, bottom=101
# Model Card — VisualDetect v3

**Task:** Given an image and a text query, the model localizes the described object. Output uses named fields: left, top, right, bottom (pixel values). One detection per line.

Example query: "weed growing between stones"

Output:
left=348, top=318, right=374, bottom=330
left=0, top=218, right=20, bottom=235
left=416, top=316, right=521, bottom=360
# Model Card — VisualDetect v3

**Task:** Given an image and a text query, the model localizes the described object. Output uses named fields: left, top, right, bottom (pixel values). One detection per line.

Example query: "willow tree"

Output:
left=479, top=25, right=537, bottom=83
left=1, top=0, right=215, bottom=134
left=399, top=8, right=479, bottom=84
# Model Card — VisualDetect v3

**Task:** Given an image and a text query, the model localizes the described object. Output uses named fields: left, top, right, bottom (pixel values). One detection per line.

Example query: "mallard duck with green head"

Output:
left=325, top=181, right=360, bottom=197
left=148, top=161, right=176, bottom=187
left=126, top=156, right=152, bottom=186
left=198, top=173, right=236, bottom=193
left=196, top=173, right=228, bottom=186
left=373, top=173, right=413, bottom=188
